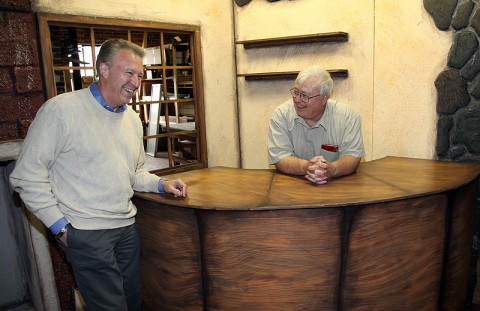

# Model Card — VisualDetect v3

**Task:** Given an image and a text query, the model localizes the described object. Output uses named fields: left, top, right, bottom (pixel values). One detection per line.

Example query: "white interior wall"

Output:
left=235, top=0, right=451, bottom=168
left=235, top=0, right=374, bottom=168
left=33, top=0, right=240, bottom=168
left=373, top=1, right=451, bottom=159
left=33, top=0, right=452, bottom=169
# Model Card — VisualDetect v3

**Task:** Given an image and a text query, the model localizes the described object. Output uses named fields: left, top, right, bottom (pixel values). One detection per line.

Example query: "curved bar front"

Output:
left=133, top=157, right=480, bottom=310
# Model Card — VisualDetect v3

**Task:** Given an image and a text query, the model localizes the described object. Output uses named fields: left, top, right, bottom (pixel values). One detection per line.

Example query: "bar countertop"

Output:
left=135, top=156, right=480, bottom=210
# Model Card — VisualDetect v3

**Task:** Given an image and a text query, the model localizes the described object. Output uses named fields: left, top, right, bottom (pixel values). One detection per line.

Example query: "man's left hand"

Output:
left=306, top=156, right=330, bottom=184
left=163, top=179, right=188, bottom=197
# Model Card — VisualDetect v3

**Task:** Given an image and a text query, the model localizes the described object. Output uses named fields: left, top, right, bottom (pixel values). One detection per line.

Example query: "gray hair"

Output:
left=296, top=65, right=333, bottom=96
left=96, top=39, right=145, bottom=74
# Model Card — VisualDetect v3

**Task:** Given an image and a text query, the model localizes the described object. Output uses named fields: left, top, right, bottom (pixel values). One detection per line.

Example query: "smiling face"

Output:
left=97, top=49, right=144, bottom=108
left=293, top=77, right=328, bottom=126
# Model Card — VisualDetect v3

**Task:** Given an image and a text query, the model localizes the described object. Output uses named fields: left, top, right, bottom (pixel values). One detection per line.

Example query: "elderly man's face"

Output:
left=292, top=78, right=328, bottom=125
left=99, top=49, right=144, bottom=107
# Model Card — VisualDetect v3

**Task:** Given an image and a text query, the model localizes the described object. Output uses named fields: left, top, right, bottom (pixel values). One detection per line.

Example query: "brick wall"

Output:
left=0, top=0, right=45, bottom=142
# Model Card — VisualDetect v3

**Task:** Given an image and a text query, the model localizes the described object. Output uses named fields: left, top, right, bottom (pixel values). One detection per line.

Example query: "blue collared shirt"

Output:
left=89, top=82, right=127, bottom=113
left=49, top=84, right=166, bottom=234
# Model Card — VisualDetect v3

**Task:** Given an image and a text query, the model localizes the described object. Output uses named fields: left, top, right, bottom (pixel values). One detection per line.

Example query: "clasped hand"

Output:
left=305, top=156, right=330, bottom=185
left=163, top=179, right=188, bottom=197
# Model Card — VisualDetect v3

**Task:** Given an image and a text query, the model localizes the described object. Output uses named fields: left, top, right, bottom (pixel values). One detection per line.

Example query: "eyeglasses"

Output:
left=290, top=88, right=322, bottom=103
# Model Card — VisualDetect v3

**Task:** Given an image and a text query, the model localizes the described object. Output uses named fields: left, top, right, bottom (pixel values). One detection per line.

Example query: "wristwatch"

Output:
left=56, top=226, right=68, bottom=239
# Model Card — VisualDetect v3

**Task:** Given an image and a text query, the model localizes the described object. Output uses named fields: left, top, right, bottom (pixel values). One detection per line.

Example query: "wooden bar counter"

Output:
left=133, top=157, right=480, bottom=310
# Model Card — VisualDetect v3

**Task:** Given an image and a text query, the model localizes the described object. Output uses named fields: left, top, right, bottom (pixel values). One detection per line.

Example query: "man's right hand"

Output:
left=306, top=156, right=330, bottom=184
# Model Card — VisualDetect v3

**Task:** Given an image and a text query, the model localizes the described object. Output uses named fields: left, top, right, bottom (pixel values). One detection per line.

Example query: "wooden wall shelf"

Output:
left=237, top=32, right=348, bottom=49
left=237, top=69, right=348, bottom=81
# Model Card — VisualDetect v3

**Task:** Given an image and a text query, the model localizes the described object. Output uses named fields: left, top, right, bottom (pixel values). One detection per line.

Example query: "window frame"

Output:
left=37, top=13, right=208, bottom=175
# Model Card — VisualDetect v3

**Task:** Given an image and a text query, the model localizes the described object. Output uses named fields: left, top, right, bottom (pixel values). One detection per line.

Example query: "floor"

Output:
left=3, top=180, right=480, bottom=310
left=144, top=153, right=169, bottom=171
left=5, top=263, right=480, bottom=310
left=472, top=260, right=480, bottom=308
left=3, top=304, right=34, bottom=311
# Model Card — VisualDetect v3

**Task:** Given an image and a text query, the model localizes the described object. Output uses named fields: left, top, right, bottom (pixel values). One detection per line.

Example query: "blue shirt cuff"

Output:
left=49, top=217, right=69, bottom=235
left=158, top=178, right=167, bottom=193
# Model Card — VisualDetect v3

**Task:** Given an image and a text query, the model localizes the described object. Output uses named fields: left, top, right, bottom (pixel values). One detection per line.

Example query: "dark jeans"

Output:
left=63, top=223, right=141, bottom=311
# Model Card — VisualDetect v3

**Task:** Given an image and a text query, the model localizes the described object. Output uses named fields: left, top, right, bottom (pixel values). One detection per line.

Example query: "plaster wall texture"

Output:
left=32, top=0, right=451, bottom=169
left=32, top=0, right=240, bottom=168
left=235, top=0, right=451, bottom=168
left=373, top=1, right=451, bottom=160
left=235, top=0, right=374, bottom=168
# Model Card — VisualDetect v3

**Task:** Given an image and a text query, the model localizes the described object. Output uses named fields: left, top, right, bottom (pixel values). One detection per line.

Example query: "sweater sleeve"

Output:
left=9, top=102, right=67, bottom=228
left=130, top=110, right=162, bottom=193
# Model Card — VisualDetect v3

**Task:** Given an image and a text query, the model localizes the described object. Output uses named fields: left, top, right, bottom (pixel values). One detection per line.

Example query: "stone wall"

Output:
left=425, top=0, right=480, bottom=161
left=0, top=2, right=58, bottom=310
left=0, top=0, right=44, bottom=143
left=425, top=0, right=480, bottom=304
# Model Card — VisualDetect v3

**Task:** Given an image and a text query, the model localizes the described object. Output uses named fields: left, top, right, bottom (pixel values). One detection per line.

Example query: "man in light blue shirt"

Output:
left=268, top=65, right=365, bottom=184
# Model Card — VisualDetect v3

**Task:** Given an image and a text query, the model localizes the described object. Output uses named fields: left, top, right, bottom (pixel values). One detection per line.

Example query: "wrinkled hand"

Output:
left=163, top=179, right=188, bottom=197
left=305, top=156, right=330, bottom=185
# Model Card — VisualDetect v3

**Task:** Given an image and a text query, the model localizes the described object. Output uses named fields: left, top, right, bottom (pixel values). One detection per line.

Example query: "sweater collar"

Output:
left=89, top=82, right=126, bottom=113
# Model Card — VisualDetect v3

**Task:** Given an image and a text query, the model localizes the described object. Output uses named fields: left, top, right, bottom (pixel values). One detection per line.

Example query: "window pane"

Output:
left=93, top=29, right=129, bottom=45
left=145, top=32, right=161, bottom=49
left=54, top=70, right=67, bottom=95
left=164, top=33, right=191, bottom=65
left=41, top=15, right=206, bottom=174
left=76, top=27, right=94, bottom=74
left=173, top=135, right=197, bottom=163
left=177, top=68, right=193, bottom=99
left=130, top=31, right=144, bottom=47
left=50, top=26, right=91, bottom=67
left=144, top=137, right=169, bottom=171
left=164, top=68, right=175, bottom=103
left=54, top=69, right=87, bottom=95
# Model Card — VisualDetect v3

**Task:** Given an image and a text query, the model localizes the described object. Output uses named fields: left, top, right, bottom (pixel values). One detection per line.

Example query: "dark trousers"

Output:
left=65, top=223, right=141, bottom=311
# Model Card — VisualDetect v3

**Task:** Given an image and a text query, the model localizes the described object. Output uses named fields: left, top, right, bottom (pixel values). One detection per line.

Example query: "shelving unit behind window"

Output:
left=38, top=14, right=207, bottom=174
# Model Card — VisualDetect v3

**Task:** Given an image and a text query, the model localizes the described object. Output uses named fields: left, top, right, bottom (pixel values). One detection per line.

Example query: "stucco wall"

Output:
left=32, top=0, right=452, bottom=169
left=373, top=1, right=451, bottom=160
left=235, top=0, right=451, bottom=168
left=32, top=0, right=240, bottom=168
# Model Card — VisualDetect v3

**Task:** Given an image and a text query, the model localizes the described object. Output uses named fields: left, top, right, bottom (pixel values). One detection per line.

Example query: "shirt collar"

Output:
left=313, top=100, right=333, bottom=130
left=89, top=82, right=126, bottom=113
left=293, top=100, right=328, bottom=130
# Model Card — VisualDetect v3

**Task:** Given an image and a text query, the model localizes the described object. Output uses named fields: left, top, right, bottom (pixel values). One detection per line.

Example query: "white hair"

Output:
left=296, top=65, right=333, bottom=96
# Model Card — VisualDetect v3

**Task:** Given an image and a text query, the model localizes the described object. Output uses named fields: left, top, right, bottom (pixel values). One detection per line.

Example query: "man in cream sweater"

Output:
left=10, top=39, right=187, bottom=310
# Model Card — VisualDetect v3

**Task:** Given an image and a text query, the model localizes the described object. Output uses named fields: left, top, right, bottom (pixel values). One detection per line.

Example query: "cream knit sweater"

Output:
left=10, top=88, right=161, bottom=230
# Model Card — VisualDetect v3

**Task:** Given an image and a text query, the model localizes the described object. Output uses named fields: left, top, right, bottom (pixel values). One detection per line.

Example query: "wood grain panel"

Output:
left=268, top=171, right=408, bottom=207
left=200, top=208, right=343, bottom=310
left=442, top=182, right=477, bottom=310
left=358, top=157, right=480, bottom=196
left=136, top=157, right=480, bottom=211
left=133, top=157, right=480, bottom=310
left=342, top=194, right=447, bottom=310
left=148, top=167, right=273, bottom=209
left=134, top=197, right=204, bottom=311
